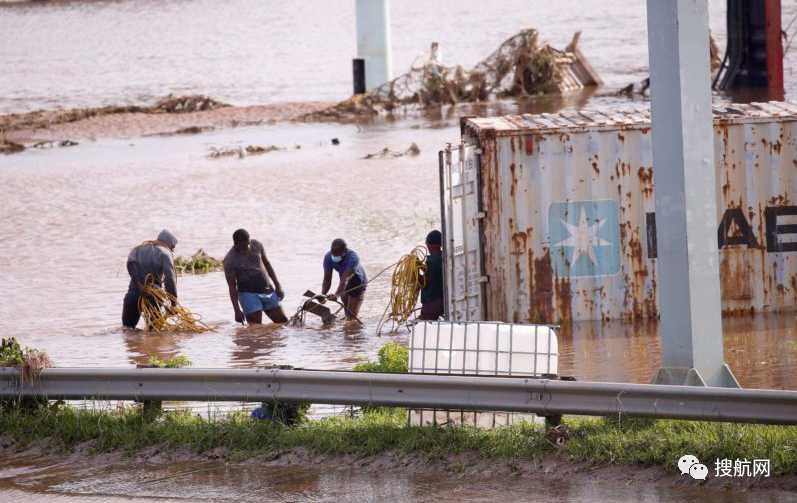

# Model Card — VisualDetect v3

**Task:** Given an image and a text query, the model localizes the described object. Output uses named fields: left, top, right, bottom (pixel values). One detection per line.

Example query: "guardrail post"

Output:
left=136, top=364, right=163, bottom=418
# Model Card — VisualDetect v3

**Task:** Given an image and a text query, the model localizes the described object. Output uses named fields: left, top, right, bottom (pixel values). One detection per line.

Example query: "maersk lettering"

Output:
left=646, top=206, right=797, bottom=259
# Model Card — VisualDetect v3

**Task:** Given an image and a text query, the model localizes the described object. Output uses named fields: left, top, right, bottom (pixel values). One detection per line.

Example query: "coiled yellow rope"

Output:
left=137, top=274, right=214, bottom=333
left=377, top=246, right=428, bottom=335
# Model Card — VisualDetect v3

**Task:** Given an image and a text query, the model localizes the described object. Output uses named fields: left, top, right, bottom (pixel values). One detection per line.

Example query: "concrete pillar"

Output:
left=646, top=0, right=738, bottom=388
left=355, top=0, right=392, bottom=91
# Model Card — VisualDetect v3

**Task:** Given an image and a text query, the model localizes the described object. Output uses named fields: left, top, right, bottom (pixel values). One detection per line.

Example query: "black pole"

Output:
left=352, top=59, right=366, bottom=95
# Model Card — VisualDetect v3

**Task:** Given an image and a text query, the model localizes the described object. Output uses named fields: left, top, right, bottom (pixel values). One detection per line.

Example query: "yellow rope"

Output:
left=137, top=274, right=214, bottom=333
left=377, top=246, right=428, bottom=335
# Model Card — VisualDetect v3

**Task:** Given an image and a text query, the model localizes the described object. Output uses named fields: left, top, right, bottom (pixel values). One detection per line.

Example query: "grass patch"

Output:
left=2, top=403, right=796, bottom=473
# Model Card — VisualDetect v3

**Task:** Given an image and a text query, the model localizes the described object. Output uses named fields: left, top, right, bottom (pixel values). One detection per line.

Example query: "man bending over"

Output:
left=320, top=238, right=367, bottom=320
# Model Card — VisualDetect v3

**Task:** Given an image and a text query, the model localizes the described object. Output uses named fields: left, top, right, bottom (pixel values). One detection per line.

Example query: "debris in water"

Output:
left=0, top=94, right=229, bottom=133
left=164, top=126, right=214, bottom=136
left=363, top=143, right=421, bottom=159
left=174, top=249, right=224, bottom=274
left=619, top=34, right=722, bottom=96
left=209, top=145, right=280, bottom=158
left=31, top=140, right=79, bottom=149
left=307, top=29, right=601, bottom=118
left=0, top=138, right=25, bottom=154
left=152, top=94, right=226, bottom=113
left=1, top=337, right=53, bottom=385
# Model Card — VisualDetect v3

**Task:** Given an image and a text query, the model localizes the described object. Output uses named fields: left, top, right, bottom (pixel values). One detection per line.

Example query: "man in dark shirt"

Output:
left=123, top=229, right=179, bottom=329
left=419, top=230, right=444, bottom=320
left=320, top=238, right=367, bottom=320
left=224, top=228, right=287, bottom=324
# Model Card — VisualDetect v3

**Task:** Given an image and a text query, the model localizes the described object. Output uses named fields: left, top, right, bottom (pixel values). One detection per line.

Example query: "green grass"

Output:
left=2, top=404, right=796, bottom=473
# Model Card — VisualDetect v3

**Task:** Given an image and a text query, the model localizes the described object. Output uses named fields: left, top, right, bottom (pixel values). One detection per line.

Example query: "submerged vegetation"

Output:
left=173, top=249, right=224, bottom=274
left=1, top=402, right=796, bottom=476
left=0, top=337, right=52, bottom=384
left=352, top=342, right=409, bottom=373
left=145, top=355, right=193, bottom=369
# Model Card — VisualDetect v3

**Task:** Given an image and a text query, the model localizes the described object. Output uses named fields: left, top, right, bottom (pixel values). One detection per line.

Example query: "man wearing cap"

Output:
left=419, top=230, right=445, bottom=320
left=122, top=229, right=179, bottom=329
left=320, top=238, right=367, bottom=320
left=224, top=228, right=287, bottom=324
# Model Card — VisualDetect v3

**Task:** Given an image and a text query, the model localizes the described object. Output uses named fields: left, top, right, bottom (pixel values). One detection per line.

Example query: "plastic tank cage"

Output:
left=407, top=321, right=558, bottom=427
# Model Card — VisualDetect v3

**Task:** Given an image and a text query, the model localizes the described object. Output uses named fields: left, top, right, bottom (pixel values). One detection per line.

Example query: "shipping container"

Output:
left=441, top=101, right=797, bottom=323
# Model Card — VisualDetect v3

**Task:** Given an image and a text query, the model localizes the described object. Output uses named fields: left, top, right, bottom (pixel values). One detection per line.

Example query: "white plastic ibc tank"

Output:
left=408, top=322, right=558, bottom=377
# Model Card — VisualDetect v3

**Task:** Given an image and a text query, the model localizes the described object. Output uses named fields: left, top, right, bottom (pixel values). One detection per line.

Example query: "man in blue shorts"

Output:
left=224, top=229, right=287, bottom=324
left=320, top=238, right=367, bottom=320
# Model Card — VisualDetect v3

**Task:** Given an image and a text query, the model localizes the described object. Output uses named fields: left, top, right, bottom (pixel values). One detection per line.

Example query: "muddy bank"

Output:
left=0, top=435, right=793, bottom=495
left=1, top=99, right=334, bottom=144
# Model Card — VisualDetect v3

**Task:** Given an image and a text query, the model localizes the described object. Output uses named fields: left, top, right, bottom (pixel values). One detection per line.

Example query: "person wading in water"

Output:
left=224, top=228, right=287, bottom=324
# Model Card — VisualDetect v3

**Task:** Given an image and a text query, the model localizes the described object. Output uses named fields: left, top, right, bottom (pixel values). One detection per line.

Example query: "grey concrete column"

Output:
left=646, top=0, right=738, bottom=388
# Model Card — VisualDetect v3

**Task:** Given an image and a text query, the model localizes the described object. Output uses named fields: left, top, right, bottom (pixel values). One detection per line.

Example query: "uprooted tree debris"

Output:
left=362, top=143, right=421, bottom=159
left=618, top=34, right=722, bottom=96
left=307, top=29, right=601, bottom=119
left=0, top=94, right=229, bottom=133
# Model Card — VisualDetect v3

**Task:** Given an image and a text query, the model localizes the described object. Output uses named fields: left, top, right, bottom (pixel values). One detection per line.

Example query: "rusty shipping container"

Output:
left=441, top=102, right=797, bottom=323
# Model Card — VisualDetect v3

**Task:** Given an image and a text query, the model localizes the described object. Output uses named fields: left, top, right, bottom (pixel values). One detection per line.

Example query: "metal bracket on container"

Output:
left=478, top=275, right=489, bottom=283
left=460, top=115, right=477, bottom=135
left=476, top=211, right=486, bottom=219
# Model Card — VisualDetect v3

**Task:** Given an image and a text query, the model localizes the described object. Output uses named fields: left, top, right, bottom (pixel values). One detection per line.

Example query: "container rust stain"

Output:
left=529, top=249, right=554, bottom=323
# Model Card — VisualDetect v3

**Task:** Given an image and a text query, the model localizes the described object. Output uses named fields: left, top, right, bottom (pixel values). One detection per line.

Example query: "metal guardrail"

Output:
left=2, top=367, right=797, bottom=425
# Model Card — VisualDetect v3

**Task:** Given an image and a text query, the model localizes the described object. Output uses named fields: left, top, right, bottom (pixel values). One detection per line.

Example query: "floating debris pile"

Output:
left=0, top=137, right=25, bottom=154
left=618, top=34, right=722, bottom=96
left=208, top=144, right=280, bottom=159
left=309, top=29, right=601, bottom=118
left=174, top=249, right=224, bottom=274
left=0, top=94, right=229, bottom=133
left=362, top=143, right=421, bottom=159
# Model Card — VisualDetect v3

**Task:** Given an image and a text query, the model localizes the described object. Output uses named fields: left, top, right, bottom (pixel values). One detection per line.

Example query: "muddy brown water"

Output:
left=3, top=0, right=797, bottom=501
left=0, top=455, right=795, bottom=503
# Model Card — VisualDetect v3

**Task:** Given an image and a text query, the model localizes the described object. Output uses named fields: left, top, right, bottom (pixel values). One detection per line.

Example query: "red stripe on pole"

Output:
left=765, top=0, right=785, bottom=100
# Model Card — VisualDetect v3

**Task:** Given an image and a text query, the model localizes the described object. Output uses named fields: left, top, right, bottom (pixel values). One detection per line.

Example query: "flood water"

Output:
left=3, top=0, right=797, bottom=114
left=1, top=454, right=795, bottom=503
left=3, top=0, right=797, bottom=501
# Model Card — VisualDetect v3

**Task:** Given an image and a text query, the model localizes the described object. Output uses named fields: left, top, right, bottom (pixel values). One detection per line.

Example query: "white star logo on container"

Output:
left=555, top=208, right=612, bottom=265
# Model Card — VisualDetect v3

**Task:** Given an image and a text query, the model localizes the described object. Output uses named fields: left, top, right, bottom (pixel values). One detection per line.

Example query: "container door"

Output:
left=440, top=142, right=484, bottom=321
